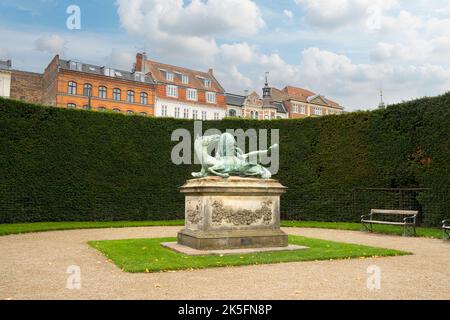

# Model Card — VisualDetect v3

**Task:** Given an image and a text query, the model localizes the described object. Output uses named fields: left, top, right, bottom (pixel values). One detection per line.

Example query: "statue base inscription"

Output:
left=178, top=177, right=288, bottom=250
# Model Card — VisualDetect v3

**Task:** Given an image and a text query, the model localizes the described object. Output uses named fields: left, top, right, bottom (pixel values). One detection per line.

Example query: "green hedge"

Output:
left=0, top=93, right=449, bottom=225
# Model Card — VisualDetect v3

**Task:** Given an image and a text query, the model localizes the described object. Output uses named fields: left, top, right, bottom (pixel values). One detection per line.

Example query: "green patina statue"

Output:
left=192, top=133, right=278, bottom=179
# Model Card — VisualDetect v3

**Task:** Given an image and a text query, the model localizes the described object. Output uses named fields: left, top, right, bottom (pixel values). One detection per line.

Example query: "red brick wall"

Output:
left=10, top=70, right=43, bottom=104
left=42, top=55, right=59, bottom=106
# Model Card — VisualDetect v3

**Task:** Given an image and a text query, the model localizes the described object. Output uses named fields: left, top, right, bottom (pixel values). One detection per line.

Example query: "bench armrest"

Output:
left=443, top=220, right=449, bottom=226
left=403, top=215, right=417, bottom=224
left=361, top=214, right=371, bottom=221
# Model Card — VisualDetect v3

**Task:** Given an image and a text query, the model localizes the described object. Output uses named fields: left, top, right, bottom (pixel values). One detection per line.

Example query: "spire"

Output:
left=263, top=72, right=271, bottom=99
left=378, top=89, right=386, bottom=109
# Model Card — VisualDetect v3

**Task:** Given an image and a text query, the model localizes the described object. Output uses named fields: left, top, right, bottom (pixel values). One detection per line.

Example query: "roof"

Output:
left=59, top=59, right=154, bottom=84
left=283, top=86, right=316, bottom=102
left=283, top=85, right=343, bottom=110
left=226, top=92, right=287, bottom=114
left=273, top=101, right=287, bottom=114
left=0, top=60, right=12, bottom=71
left=226, top=93, right=246, bottom=106
left=270, top=87, right=289, bottom=102
left=144, top=59, right=225, bottom=93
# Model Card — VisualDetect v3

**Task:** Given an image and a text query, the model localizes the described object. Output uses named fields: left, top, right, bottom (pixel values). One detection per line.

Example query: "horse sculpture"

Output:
left=192, top=133, right=277, bottom=179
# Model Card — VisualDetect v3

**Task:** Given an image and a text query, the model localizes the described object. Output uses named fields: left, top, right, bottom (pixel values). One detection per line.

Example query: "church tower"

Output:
left=262, top=72, right=273, bottom=108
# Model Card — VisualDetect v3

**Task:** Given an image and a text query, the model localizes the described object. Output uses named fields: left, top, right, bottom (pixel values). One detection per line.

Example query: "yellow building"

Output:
left=0, top=60, right=12, bottom=98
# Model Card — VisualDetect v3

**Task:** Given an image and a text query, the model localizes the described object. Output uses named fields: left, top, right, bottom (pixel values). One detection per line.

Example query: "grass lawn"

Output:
left=281, top=221, right=443, bottom=239
left=0, top=220, right=184, bottom=236
left=0, top=220, right=442, bottom=238
left=89, top=235, right=409, bottom=273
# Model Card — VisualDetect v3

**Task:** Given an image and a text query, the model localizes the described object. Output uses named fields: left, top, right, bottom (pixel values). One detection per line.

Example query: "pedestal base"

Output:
left=178, top=229, right=288, bottom=251
left=179, top=177, right=288, bottom=251
left=162, top=242, right=306, bottom=256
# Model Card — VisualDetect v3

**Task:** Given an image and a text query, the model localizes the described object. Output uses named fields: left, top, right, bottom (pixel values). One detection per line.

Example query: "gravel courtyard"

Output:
left=0, top=226, right=449, bottom=300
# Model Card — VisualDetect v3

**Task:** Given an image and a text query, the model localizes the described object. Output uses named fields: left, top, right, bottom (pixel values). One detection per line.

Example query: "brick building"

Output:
left=41, top=55, right=155, bottom=116
left=5, top=53, right=344, bottom=120
left=135, top=53, right=227, bottom=120
left=282, top=86, right=344, bottom=118
left=226, top=76, right=289, bottom=120
left=10, top=71, right=43, bottom=104
left=227, top=81, right=344, bottom=119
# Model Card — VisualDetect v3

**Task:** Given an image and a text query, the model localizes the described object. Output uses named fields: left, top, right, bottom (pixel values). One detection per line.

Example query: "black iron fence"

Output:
left=0, top=184, right=448, bottom=227
left=281, top=188, right=447, bottom=227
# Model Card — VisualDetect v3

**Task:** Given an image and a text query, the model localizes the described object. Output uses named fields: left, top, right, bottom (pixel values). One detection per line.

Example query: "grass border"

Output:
left=89, top=235, right=410, bottom=273
left=0, top=220, right=443, bottom=239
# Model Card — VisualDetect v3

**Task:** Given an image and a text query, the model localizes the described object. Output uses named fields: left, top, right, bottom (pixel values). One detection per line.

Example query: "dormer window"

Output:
left=166, top=71, right=174, bottom=81
left=134, top=72, right=145, bottom=82
left=69, top=61, right=82, bottom=71
left=182, top=74, right=189, bottom=84
left=104, top=68, right=115, bottom=77
left=204, top=79, right=212, bottom=88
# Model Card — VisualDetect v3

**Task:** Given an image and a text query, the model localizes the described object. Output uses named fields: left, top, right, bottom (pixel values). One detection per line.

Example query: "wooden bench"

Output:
left=443, top=220, right=450, bottom=240
left=361, top=209, right=419, bottom=237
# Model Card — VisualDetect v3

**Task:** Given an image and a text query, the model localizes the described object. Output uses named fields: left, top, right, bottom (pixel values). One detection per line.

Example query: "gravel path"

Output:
left=0, top=226, right=449, bottom=300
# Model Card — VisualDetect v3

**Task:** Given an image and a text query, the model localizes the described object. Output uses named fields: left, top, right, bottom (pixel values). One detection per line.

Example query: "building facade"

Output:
left=0, top=60, right=12, bottom=98
left=4, top=53, right=344, bottom=120
left=227, top=82, right=343, bottom=120
left=226, top=91, right=288, bottom=120
left=135, top=53, right=227, bottom=120
left=282, top=86, right=344, bottom=118
left=41, top=55, right=155, bottom=116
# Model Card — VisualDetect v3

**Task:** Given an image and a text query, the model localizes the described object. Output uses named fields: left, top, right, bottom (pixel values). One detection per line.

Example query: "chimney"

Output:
left=135, top=52, right=147, bottom=73
left=7, top=60, right=12, bottom=68
left=208, top=68, right=214, bottom=75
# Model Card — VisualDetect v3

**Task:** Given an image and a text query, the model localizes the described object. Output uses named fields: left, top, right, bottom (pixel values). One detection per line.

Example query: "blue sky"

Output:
left=1, top=0, right=450, bottom=110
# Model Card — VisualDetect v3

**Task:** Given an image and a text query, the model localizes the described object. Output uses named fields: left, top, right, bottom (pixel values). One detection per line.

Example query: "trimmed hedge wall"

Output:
left=0, top=93, right=449, bottom=225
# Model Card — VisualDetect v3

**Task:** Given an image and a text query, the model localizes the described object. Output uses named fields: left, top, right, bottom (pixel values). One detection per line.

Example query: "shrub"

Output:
left=0, top=93, right=449, bottom=225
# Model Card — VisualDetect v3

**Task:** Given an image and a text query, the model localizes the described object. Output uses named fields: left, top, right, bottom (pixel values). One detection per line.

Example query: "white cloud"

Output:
left=116, top=0, right=264, bottom=64
left=220, top=42, right=256, bottom=65
left=34, top=34, right=66, bottom=55
left=34, top=34, right=66, bottom=54
left=295, top=0, right=399, bottom=29
left=0, top=48, right=9, bottom=60
left=297, top=48, right=450, bottom=109
left=106, top=49, right=135, bottom=71
left=283, top=10, right=294, bottom=19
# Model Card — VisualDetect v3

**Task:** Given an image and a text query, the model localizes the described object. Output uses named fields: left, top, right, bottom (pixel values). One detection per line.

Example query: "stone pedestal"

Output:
left=178, top=177, right=288, bottom=250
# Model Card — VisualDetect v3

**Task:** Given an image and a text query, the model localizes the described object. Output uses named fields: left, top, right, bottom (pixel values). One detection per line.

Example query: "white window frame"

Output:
left=300, top=104, right=306, bottom=114
left=214, top=112, right=219, bottom=120
left=175, top=107, right=180, bottom=118
left=166, top=85, right=178, bottom=98
left=206, top=92, right=216, bottom=104
left=161, top=105, right=168, bottom=117
left=187, top=88, right=198, bottom=101
left=314, top=107, right=322, bottom=115
left=193, top=110, right=198, bottom=120
left=202, top=111, right=207, bottom=120
left=182, top=74, right=189, bottom=84
left=183, top=109, right=189, bottom=119
left=166, top=71, right=174, bottom=82
left=104, top=68, right=115, bottom=77
left=204, top=79, right=212, bottom=88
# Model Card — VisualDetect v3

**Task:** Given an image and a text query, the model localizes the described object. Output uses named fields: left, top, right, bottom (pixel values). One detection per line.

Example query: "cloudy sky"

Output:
left=1, top=0, right=450, bottom=110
